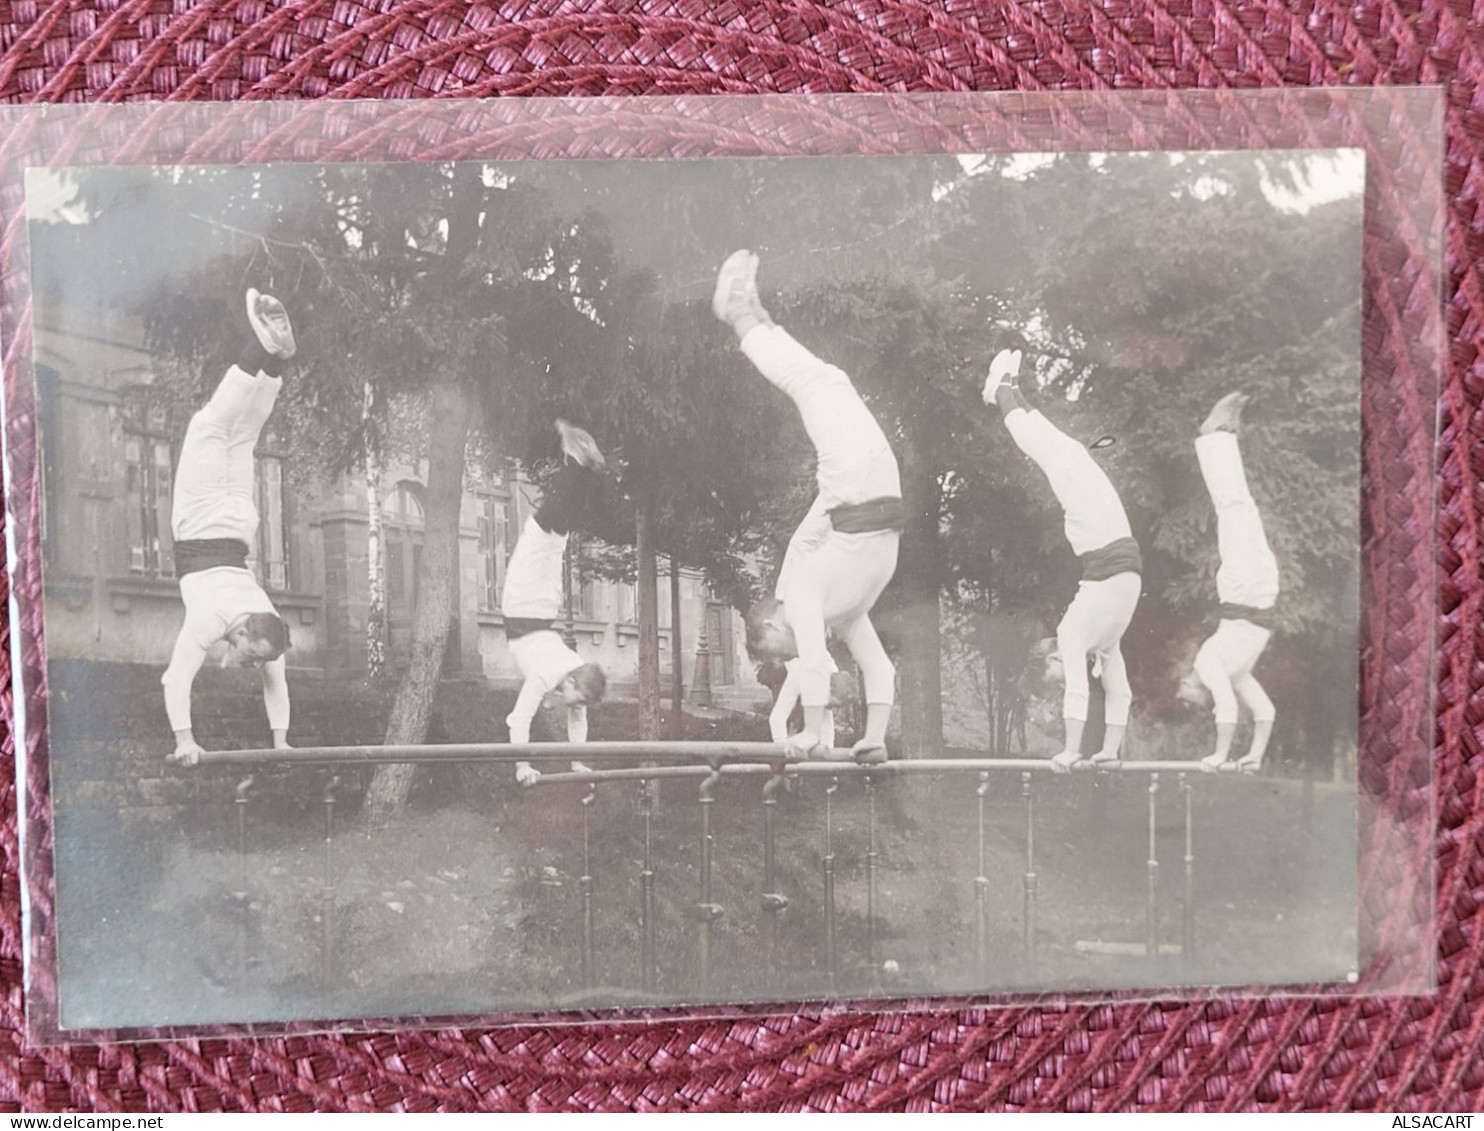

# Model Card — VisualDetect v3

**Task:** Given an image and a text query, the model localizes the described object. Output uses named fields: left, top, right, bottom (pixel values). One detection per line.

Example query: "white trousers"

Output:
left=740, top=324, right=901, bottom=508
left=1004, top=408, right=1131, bottom=556
left=1056, top=572, right=1140, bottom=725
left=1194, top=618, right=1275, bottom=726
left=1196, top=431, right=1279, bottom=608
left=777, top=528, right=899, bottom=708
left=173, top=365, right=282, bottom=544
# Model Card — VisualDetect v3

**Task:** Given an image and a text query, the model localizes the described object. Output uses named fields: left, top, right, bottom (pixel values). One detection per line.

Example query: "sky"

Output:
left=957, top=147, right=1365, bottom=214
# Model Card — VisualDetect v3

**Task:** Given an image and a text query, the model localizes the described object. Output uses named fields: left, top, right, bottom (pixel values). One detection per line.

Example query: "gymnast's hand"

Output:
left=785, top=731, right=829, bottom=758
left=168, top=739, right=205, bottom=767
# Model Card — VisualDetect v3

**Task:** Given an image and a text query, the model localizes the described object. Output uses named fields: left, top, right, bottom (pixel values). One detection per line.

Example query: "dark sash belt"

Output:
left=1079, top=535, right=1143, bottom=582
left=505, top=617, right=556, bottom=640
left=1220, top=602, right=1279, bottom=631
left=175, top=538, right=250, bottom=577
left=829, top=497, right=906, bottom=534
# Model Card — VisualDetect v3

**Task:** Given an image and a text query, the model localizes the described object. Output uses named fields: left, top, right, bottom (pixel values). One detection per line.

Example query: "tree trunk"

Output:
left=442, top=512, right=462, bottom=675
left=983, top=654, right=996, bottom=755
left=669, top=557, right=683, bottom=739
left=362, top=169, right=487, bottom=825
left=635, top=501, right=661, bottom=740
left=363, top=377, right=470, bottom=825
left=562, top=536, right=579, bottom=649
left=894, top=438, right=945, bottom=759
left=364, top=383, right=387, bottom=680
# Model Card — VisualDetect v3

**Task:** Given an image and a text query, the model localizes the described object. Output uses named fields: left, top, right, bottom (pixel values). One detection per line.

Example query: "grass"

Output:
left=52, top=684, right=1359, bottom=1030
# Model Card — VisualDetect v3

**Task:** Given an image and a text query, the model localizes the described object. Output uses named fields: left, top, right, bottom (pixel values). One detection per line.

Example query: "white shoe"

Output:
left=1199, top=391, right=1249, bottom=435
left=555, top=419, right=606, bottom=470
left=712, top=249, right=757, bottom=324
left=515, top=762, right=541, bottom=788
left=983, top=348, right=1022, bottom=404
left=570, top=761, right=593, bottom=775
left=246, top=288, right=297, bottom=359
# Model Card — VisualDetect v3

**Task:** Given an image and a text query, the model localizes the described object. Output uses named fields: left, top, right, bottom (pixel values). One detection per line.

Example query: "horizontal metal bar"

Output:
left=533, top=758, right=1250, bottom=785
left=189, top=741, right=799, bottom=768
left=187, top=742, right=1252, bottom=776
left=534, top=764, right=735, bottom=784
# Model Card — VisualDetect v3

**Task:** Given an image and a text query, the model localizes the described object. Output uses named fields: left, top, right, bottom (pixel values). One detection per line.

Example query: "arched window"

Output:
left=382, top=480, right=426, bottom=613
left=383, top=481, right=426, bottom=526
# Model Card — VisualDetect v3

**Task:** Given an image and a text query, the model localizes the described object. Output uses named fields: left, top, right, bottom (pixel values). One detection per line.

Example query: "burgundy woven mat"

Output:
left=0, top=0, right=1480, bottom=1114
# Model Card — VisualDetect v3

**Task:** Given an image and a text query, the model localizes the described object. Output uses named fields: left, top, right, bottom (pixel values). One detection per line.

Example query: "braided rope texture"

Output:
left=0, top=0, right=1478, bottom=1114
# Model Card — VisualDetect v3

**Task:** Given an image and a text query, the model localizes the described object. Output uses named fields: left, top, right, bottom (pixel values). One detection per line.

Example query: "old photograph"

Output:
left=26, top=147, right=1364, bottom=1031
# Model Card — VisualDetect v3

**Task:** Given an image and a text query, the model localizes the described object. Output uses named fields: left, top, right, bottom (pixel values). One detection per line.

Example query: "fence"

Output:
left=184, top=742, right=1262, bottom=1001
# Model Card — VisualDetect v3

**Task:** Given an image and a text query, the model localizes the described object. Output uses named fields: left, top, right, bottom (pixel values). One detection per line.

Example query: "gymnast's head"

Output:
left=1020, top=637, right=1064, bottom=698
left=745, top=597, right=798, bottom=661
left=1175, top=656, right=1212, bottom=710
left=223, top=612, right=291, bottom=669
left=559, top=662, right=607, bottom=707
left=1013, top=638, right=1063, bottom=740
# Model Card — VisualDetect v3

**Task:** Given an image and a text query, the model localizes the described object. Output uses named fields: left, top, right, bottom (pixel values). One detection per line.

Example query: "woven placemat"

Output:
left=0, top=1, right=1479, bottom=1113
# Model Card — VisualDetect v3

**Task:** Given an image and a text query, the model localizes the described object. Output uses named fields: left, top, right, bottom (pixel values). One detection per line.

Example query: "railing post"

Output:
left=865, top=772, right=880, bottom=990
left=1147, top=772, right=1161, bottom=959
left=321, top=774, right=339, bottom=983
left=975, top=771, right=990, bottom=980
left=580, top=781, right=597, bottom=990
left=639, top=778, right=657, bottom=995
left=1022, top=771, right=1037, bottom=976
left=823, top=776, right=839, bottom=996
left=760, top=765, right=789, bottom=994
left=1182, top=772, right=1195, bottom=962
left=696, top=767, right=724, bottom=990
left=234, top=774, right=254, bottom=983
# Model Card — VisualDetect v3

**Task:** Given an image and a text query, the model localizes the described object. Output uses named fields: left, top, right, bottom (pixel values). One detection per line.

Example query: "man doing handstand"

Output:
left=505, top=420, right=609, bottom=787
left=984, top=348, right=1142, bottom=772
left=715, top=250, right=904, bottom=763
left=163, top=289, right=296, bottom=766
left=1178, top=392, right=1279, bottom=773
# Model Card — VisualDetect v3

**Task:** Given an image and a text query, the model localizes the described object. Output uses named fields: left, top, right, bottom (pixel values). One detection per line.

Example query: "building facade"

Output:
left=35, top=304, right=764, bottom=708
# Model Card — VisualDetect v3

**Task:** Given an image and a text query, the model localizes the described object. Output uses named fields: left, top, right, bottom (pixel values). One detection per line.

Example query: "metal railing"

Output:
left=183, top=742, right=1250, bottom=999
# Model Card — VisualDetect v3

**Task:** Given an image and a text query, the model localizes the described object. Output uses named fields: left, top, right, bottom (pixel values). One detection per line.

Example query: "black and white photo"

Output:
left=25, top=145, right=1367, bottom=1031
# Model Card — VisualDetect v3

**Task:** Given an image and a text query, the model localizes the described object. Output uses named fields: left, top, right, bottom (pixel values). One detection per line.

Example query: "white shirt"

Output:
left=769, top=656, right=838, bottom=747
left=506, top=629, right=586, bottom=744
left=161, top=567, right=288, bottom=732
